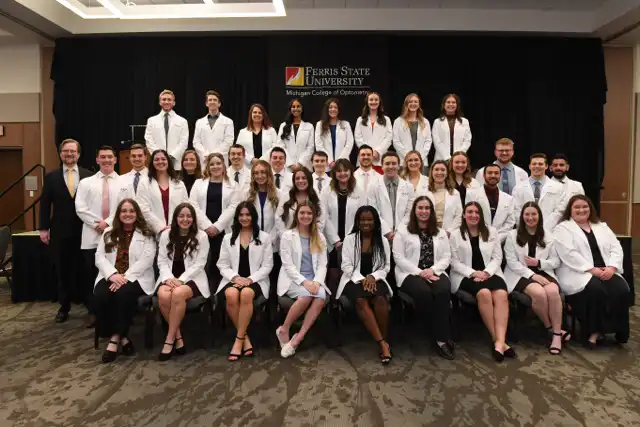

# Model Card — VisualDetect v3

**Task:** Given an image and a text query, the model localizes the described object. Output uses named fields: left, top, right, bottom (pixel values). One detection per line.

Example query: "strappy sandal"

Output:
left=549, top=332, right=562, bottom=355
left=102, top=340, right=119, bottom=363
left=378, top=339, right=392, bottom=365
left=228, top=336, right=244, bottom=362
left=242, top=335, right=255, bottom=357
left=158, top=341, right=174, bottom=361
left=175, top=337, right=186, bottom=356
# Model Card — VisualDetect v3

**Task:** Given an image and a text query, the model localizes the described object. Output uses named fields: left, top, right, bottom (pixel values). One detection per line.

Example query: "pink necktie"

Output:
left=102, top=176, right=110, bottom=219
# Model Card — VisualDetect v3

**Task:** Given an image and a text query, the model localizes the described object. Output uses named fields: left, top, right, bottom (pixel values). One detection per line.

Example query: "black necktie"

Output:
left=275, top=173, right=281, bottom=189
left=163, top=113, right=169, bottom=148
left=235, top=171, right=240, bottom=183
left=133, top=172, right=140, bottom=194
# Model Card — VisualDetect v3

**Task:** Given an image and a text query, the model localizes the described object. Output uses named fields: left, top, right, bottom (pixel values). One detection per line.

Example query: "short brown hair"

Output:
left=495, top=138, right=514, bottom=147
left=96, top=145, right=116, bottom=157
left=129, top=143, right=146, bottom=154
left=59, top=138, right=81, bottom=155
left=206, top=90, right=221, bottom=103
left=159, top=89, right=175, bottom=100
left=529, top=153, right=547, bottom=163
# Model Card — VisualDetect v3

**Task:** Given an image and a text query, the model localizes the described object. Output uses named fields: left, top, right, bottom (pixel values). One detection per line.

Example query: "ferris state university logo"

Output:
left=285, top=67, right=304, bottom=86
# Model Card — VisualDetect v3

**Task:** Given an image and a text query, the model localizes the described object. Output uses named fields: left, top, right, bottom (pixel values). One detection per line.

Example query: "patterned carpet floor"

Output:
left=1, top=268, right=640, bottom=427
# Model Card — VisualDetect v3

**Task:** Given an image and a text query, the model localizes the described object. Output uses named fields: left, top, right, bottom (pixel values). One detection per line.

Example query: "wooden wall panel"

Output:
left=600, top=203, right=629, bottom=235
left=22, top=122, right=42, bottom=229
left=632, top=204, right=640, bottom=237
left=0, top=123, right=25, bottom=148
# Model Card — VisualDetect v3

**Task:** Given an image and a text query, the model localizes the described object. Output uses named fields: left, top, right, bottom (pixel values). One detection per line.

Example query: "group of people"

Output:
left=38, top=89, right=631, bottom=365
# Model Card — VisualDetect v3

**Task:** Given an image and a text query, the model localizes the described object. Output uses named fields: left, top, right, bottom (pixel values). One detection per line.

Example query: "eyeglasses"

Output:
left=496, top=149, right=513, bottom=153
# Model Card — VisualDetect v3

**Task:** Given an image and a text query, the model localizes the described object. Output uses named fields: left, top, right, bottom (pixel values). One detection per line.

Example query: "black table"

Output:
left=618, top=236, right=635, bottom=306
left=10, top=232, right=56, bottom=303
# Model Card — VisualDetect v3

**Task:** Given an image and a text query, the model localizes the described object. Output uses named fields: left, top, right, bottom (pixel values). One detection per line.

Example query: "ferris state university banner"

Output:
left=267, top=35, right=389, bottom=125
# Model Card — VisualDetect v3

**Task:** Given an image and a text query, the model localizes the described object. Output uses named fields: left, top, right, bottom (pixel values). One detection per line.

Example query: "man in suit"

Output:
left=475, top=138, right=528, bottom=195
left=192, top=90, right=235, bottom=166
left=549, top=153, right=585, bottom=199
left=144, top=89, right=188, bottom=170
left=39, top=139, right=93, bottom=323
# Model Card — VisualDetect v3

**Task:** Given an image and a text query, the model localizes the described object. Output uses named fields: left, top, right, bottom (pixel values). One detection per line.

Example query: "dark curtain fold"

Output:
left=51, top=34, right=606, bottom=206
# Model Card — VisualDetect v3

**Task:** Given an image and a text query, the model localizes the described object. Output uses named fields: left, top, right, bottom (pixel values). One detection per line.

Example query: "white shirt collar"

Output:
left=65, top=164, right=79, bottom=173
left=97, top=170, right=118, bottom=179
left=132, top=167, right=148, bottom=175
left=160, top=110, right=176, bottom=117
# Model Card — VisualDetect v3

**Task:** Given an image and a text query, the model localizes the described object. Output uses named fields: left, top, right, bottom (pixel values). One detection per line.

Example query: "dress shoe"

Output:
left=435, top=342, right=455, bottom=360
left=85, top=315, right=96, bottom=329
left=102, top=340, right=119, bottom=363
left=503, top=347, right=517, bottom=359
left=55, top=311, right=69, bottom=323
left=121, top=339, right=135, bottom=356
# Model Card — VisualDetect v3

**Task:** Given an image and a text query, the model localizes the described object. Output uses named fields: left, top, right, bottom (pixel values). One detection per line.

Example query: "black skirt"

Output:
left=459, top=275, right=507, bottom=295
left=220, top=281, right=263, bottom=299
left=342, top=280, right=388, bottom=304
left=513, top=271, right=557, bottom=293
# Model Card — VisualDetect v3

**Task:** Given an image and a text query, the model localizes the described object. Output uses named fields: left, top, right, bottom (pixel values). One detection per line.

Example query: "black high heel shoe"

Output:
left=228, top=336, right=244, bottom=362
left=102, top=340, right=119, bottom=363
left=174, top=337, right=186, bottom=356
left=121, top=338, right=135, bottom=356
left=549, top=332, right=562, bottom=355
left=158, top=341, right=174, bottom=361
left=377, top=339, right=392, bottom=365
left=492, top=348, right=504, bottom=363
left=503, top=346, right=517, bottom=359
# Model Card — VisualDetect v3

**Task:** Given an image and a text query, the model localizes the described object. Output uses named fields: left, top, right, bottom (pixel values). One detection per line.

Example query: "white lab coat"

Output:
left=75, top=171, right=123, bottom=250
left=311, top=172, right=331, bottom=195
left=404, top=174, right=429, bottom=196
left=424, top=189, right=463, bottom=235
left=274, top=196, right=326, bottom=240
left=315, top=120, right=354, bottom=164
left=392, top=116, right=432, bottom=166
left=392, top=228, right=450, bottom=288
left=367, top=178, right=415, bottom=235
left=226, top=167, right=251, bottom=190
left=277, top=229, right=329, bottom=296
left=277, top=121, right=315, bottom=170
left=156, top=229, right=211, bottom=298
left=475, top=163, right=529, bottom=189
left=272, top=168, right=293, bottom=193
left=354, top=168, right=383, bottom=194
left=465, top=187, right=515, bottom=243
left=216, top=231, right=274, bottom=298
left=321, top=186, right=368, bottom=251
left=94, top=228, right=157, bottom=294
left=449, top=227, right=505, bottom=293
left=353, top=115, right=393, bottom=166
left=118, top=168, right=148, bottom=199
left=243, top=186, right=280, bottom=251
left=235, top=127, right=279, bottom=169
left=553, top=220, right=625, bottom=295
left=192, top=113, right=234, bottom=166
left=503, top=229, right=560, bottom=293
left=551, top=176, right=585, bottom=200
left=189, top=178, right=240, bottom=234
left=337, top=233, right=392, bottom=298
left=511, top=178, right=567, bottom=233
left=431, top=116, right=472, bottom=162
left=136, top=177, right=189, bottom=235
left=144, top=110, right=188, bottom=170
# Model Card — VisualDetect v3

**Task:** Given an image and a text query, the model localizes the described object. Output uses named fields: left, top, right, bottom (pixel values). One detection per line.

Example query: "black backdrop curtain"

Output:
left=52, top=34, right=606, bottom=207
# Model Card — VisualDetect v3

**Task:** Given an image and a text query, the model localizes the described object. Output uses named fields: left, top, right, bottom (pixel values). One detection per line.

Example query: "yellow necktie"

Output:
left=67, top=168, right=74, bottom=196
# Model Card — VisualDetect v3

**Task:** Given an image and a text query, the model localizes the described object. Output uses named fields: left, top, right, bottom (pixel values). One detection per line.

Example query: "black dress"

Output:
left=342, top=249, right=388, bottom=303
left=170, top=235, right=201, bottom=298
left=252, top=131, right=263, bottom=160
left=328, top=192, right=349, bottom=268
left=221, top=243, right=263, bottom=297
left=459, top=235, right=507, bottom=295
left=206, top=182, right=225, bottom=283
left=513, top=235, right=557, bottom=293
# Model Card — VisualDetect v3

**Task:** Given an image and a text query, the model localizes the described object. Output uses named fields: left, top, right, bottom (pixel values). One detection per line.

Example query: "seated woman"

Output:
left=450, top=201, right=514, bottom=362
left=393, top=196, right=454, bottom=359
left=216, top=202, right=273, bottom=361
left=554, top=195, right=630, bottom=348
left=156, top=202, right=210, bottom=361
left=276, top=201, right=329, bottom=358
left=94, top=198, right=156, bottom=363
left=336, top=206, right=392, bottom=364
left=275, top=167, right=325, bottom=235
left=504, top=202, right=567, bottom=355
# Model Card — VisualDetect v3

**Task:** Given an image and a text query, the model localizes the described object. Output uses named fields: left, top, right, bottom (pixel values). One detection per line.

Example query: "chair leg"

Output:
left=209, top=301, right=216, bottom=348
left=144, top=308, right=154, bottom=350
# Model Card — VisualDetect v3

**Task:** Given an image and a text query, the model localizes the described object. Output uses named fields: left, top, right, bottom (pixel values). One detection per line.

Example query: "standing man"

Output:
left=549, top=154, right=584, bottom=199
left=476, top=138, right=528, bottom=195
left=75, top=146, right=122, bottom=327
left=311, top=151, right=330, bottom=195
left=40, top=139, right=93, bottom=323
left=354, top=144, right=383, bottom=194
left=227, top=144, right=250, bottom=189
left=119, top=143, right=148, bottom=198
left=144, top=89, right=188, bottom=171
left=269, top=146, right=293, bottom=193
left=193, top=90, right=235, bottom=166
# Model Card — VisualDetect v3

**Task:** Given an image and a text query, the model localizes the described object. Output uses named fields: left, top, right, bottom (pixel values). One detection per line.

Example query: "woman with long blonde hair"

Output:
left=392, top=93, right=432, bottom=168
left=426, top=160, right=462, bottom=235
left=447, top=151, right=480, bottom=206
left=400, top=150, right=429, bottom=195
left=275, top=201, right=329, bottom=358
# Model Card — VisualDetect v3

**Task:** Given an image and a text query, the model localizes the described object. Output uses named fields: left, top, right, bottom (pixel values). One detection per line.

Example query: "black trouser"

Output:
left=566, top=275, right=630, bottom=342
left=83, top=248, right=98, bottom=315
left=207, top=233, right=225, bottom=288
left=51, top=234, right=82, bottom=313
left=93, top=279, right=145, bottom=338
left=400, top=275, right=452, bottom=342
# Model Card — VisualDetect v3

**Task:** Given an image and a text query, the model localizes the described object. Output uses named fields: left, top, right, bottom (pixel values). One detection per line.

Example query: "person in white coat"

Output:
left=400, top=150, right=429, bottom=196
left=227, top=144, right=251, bottom=190
left=337, top=206, right=392, bottom=364
left=179, top=149, right=201, bottom=196
left=321, top=159, right=367, bottom=293
left=192, top=90, right=234, bottom=166
left=136, top=149, right=189, bottom=235
left=554, top=195, right=630, bottom=348
left=504, top=202, right=567, bottom=355
left=75, top=145, right=123, bottom=325
left=276, top=201, right=329, bottom=358
left=311, top=151, right=331, bottom=194
left=93, top=198, right=156, bottom=363
left=475, top=138, right=528, bottom=195
left=392, top=93, right=432, bottom=168
left=315, top=98, right=354, bottom=167
left=189, top=153, right=241, bottom=284
left=275, top=167, right=325, bottom=236
left=269, top=147, right=293, bottom=193
left=511, top=153, right=567, bottom=233
left=393, top=196, right=454, bottom=359
left=432, top=94, right=472, bottom=162
left=235, top=103, right=279, bottom=169
left=550, top=154, right=585, bottom=199
left=156, top=203, right=210, bottom=361
left=447, top=151, right=481, bottom=206
left=424, top=160, right=463, bottom=236
left=367, top=152, right=415, bottom=240
left=354, top=145, right=383, bottom=193
left=119, top=143, right=148, bottom=198
left=354, top=92, right=392, bottom=167
left=277, top=98, right=315, bottom=172
left=450, top=201, right=514, bottom=362
left=144, top=89, right=188, bottom=171
left=216, top=202, right=274, bottom=361
left=465, top=164, right=515, bottom=243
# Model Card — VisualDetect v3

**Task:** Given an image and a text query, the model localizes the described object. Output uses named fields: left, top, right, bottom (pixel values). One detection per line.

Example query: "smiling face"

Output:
left=208, top=155, right=224, bottom=179
left=571, top=199, right=591, bottom=224
left=495, top=143, right=514, bottom=164
left=97, top=149, right=116, bottom=174
left=464, top=204, right=481, bottom=227
left=358, top=148, right=373, bottom=169
left=407, top=95, right=420, bottom=112
left=130, top=148, right=147, bottom=171
left=328, top=102, right=339, bottom=119
left=253, top=164, right=268, bottom=186
left=444, top=96, right=457, bottom=115
left=358, top=210, right=375, bottom=233
left=451, top=154, right=468, bottom=175
left=430, top=163, right=447, bottom=184
left=297, top=205, right=314, bottom=227
left=367, top=93, right=380, bottom=111
left=119, top=202, right=137, bottom=226
left=415, top=199, right=431, bottom=223
left=290, top=100, right=302, bottom=118
left=238, top=207, right=253, bottom=229
left=159, top=93, right=175, bottom=112
left=484, top=165, right=501, bottom=187
left=270, top=151, right=286, bottom=173
left=529, top=156, right=547, bottom=179
left=251, top=106, right=263, bottom=125
left=335, top=165, right=351, bottom=185
left=294, top=171, right=309, bottom=191
left=60, top=141, right=79, bottom=166
left=229, top=147, right=244, bottom=168
left=152, top=152, right=168, bottom=172
left=177, top=206, right=193, bottom=230
left=182, top=152, right=198, bottom=173
left=550, top=158, right=569, bottom=179
left=313, top=154, right=327, bottom=175
left=406, top=153, right=422, bottom=173
left=382, top=155, right=399, bottom=179
left=523, top=206, right=539, bottom=229
left=206, top=94, right=220, bottom=114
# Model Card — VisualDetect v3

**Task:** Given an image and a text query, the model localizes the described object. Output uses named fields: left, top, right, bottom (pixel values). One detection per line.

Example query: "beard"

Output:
left=552, top=170, right=566, bottom=179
